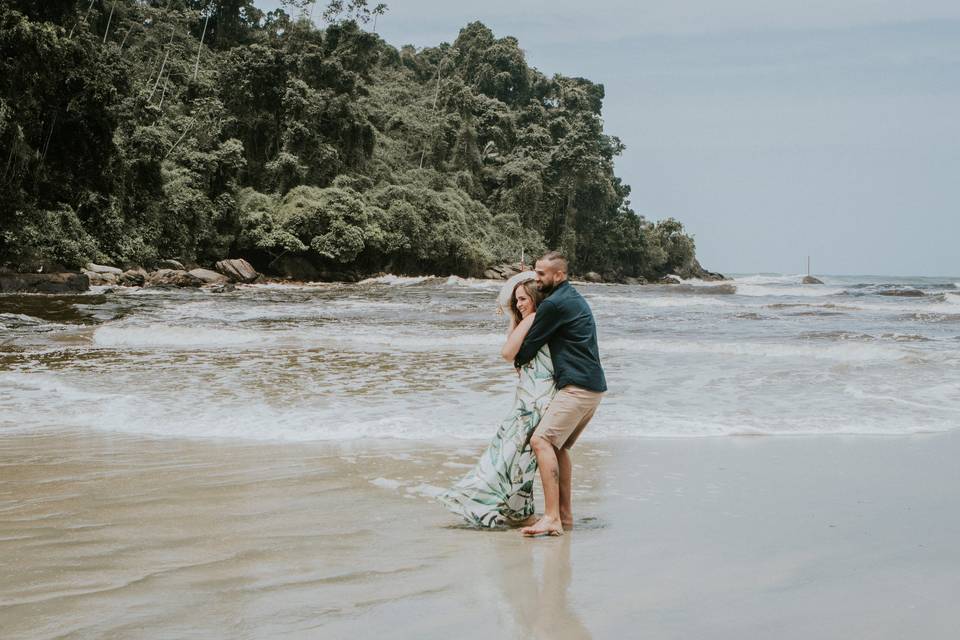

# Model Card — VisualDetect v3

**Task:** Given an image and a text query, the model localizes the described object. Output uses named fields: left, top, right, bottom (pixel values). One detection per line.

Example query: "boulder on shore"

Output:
left=82, top=270, right=118, bottom=286
left=583, top=271, right=604, bottom=283
left=189, top=268, right=229, bottom=285
left=119, top=267, right=147, bottom=287
left=658, top=274, right=683, bottom=284
left=482, top=262, right=526, bottom=280
left=147, top=269, right=202, bottom=288
left=215, top=258, right=259, bottom=283
left=84, top=262, right=123, bottom=276
left=677, top=257, right=727, bottom=281
left=0, top=272, right=89, bottom=294
left=802, top=275, right=824, bottom=285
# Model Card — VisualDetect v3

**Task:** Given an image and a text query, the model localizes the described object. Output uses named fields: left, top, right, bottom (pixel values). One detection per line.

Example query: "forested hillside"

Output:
left=0, top=0, right=705, bottom=281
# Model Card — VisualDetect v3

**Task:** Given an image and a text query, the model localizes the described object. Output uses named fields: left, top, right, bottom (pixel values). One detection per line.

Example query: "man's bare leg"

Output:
left=521, top=435, right=564, bottom=536
left=557, top=447, right=573, bottom=530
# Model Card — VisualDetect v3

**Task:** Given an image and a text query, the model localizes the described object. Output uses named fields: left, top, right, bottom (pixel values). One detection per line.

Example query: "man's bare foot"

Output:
left=561, top=513, right=573, bottom=530
left=521, top=516, right=564, bottom=537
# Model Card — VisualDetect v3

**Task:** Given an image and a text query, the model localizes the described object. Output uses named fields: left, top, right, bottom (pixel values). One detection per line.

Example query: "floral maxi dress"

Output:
left=437, top=346, right=557, bottom=527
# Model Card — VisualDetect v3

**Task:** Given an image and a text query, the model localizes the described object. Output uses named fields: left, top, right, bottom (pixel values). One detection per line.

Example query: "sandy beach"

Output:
left=2, top=429, right=958, bottom=639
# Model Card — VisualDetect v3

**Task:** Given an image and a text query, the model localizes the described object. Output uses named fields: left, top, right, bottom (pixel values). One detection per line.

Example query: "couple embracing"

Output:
left=439, top=251, right=607, bottom=537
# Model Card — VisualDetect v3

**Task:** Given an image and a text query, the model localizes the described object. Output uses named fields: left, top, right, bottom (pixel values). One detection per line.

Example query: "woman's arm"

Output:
left=512, top=300, right=561, bottom=368
left=501, top=313, right=536, bottom=361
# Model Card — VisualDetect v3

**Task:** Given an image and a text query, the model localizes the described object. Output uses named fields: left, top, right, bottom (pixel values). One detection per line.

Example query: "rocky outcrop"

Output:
left=0, top=272, right=89, bottom=293
left=583, top=271, right=604, bottom=283
left=82, top=270, right=118, bottom=286
left=215, top=258, right=259, bottom=283
left=84, top=262, right=123, bottom=276
left=188, top=268, right=229, bottom=285
left=147, top=269, right=202, bottom=288
left=802, top=275, right=824, bottom=285
left=49, top=261, right=255, bottom=289
left=483, top=262, right=526, bottom=280
left=676, top=258, right=727, bottom=281
left=118, top=267, right=147, bottom=286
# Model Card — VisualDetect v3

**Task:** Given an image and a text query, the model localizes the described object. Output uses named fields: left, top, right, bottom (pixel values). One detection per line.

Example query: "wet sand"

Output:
left=2, top=431, right=959, bottom=639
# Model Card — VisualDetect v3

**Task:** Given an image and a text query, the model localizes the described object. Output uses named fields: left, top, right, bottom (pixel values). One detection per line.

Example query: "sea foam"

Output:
left=5, top=272, right=960, bottom=442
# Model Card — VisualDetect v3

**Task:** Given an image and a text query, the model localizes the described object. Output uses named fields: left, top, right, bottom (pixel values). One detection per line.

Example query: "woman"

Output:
left=437, top=272, right=557, bottom=528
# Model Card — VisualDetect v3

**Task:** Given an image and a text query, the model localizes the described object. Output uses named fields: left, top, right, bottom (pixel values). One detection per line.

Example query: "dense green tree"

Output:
left=0, top=2, right=701, bottom=280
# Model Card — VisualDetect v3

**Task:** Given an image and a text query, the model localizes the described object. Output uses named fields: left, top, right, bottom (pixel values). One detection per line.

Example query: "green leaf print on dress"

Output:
left=438, top=346, right=557, bottom=528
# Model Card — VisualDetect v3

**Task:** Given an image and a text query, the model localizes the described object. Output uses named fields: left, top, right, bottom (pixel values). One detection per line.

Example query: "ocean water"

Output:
left=2, top=273, right=959, bottom=441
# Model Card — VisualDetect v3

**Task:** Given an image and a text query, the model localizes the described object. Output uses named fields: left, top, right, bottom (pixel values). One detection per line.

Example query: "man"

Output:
left=513, top=251, right=606, bottom=537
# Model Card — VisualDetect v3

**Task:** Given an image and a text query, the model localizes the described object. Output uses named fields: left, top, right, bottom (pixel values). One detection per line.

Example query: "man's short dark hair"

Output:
left=539, top=251, right=568, bottom=273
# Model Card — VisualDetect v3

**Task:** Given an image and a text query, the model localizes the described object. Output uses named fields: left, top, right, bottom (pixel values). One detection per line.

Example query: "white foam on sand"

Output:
left=4, top=367, right=956, bottom=442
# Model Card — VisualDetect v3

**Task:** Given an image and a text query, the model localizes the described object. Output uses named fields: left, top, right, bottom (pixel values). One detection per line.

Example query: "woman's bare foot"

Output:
left=521, top=516, right=564, bottom=537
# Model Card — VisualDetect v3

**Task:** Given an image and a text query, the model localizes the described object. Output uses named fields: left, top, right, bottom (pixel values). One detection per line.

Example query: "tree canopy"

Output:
left=0, top=2, right=698, bottom=280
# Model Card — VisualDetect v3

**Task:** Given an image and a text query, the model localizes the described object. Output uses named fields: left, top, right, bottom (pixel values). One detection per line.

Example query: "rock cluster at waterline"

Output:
left=1, top=256, right=733, bottom=294
left=75, top=259, right=259, bottom=290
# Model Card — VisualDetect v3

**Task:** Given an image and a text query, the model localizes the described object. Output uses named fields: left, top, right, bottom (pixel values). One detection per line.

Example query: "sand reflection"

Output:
left=494, top=535, right=592, bottom=639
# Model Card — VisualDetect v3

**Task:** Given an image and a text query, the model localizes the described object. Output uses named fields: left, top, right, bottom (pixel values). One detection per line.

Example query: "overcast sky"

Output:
left=259, top=1, right=960, bottom=276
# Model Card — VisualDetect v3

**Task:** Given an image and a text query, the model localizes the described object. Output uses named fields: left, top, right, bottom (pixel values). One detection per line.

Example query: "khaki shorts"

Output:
left=533, top=385, right=604, bottom=450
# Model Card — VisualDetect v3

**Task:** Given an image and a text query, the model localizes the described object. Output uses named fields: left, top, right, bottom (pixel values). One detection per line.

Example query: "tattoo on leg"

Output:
left=551, top=468, right=559, bottom=482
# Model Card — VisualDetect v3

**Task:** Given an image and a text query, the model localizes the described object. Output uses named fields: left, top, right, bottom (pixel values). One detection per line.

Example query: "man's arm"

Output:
left=513, top=299, right=563, bottom=367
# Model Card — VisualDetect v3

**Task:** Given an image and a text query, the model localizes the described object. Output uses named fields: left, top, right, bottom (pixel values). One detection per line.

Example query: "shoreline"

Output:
left=1, top=256, right=730, bottom=294
left=0, top=272, right=735, bottom=297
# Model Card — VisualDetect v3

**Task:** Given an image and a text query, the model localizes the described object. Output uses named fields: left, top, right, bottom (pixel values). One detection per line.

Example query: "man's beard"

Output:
left=538, top=280, right=556, bottom=295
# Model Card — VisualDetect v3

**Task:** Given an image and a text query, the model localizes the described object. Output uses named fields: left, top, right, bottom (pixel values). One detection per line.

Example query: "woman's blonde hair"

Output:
left=510, top=280, right=545, bottom=325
